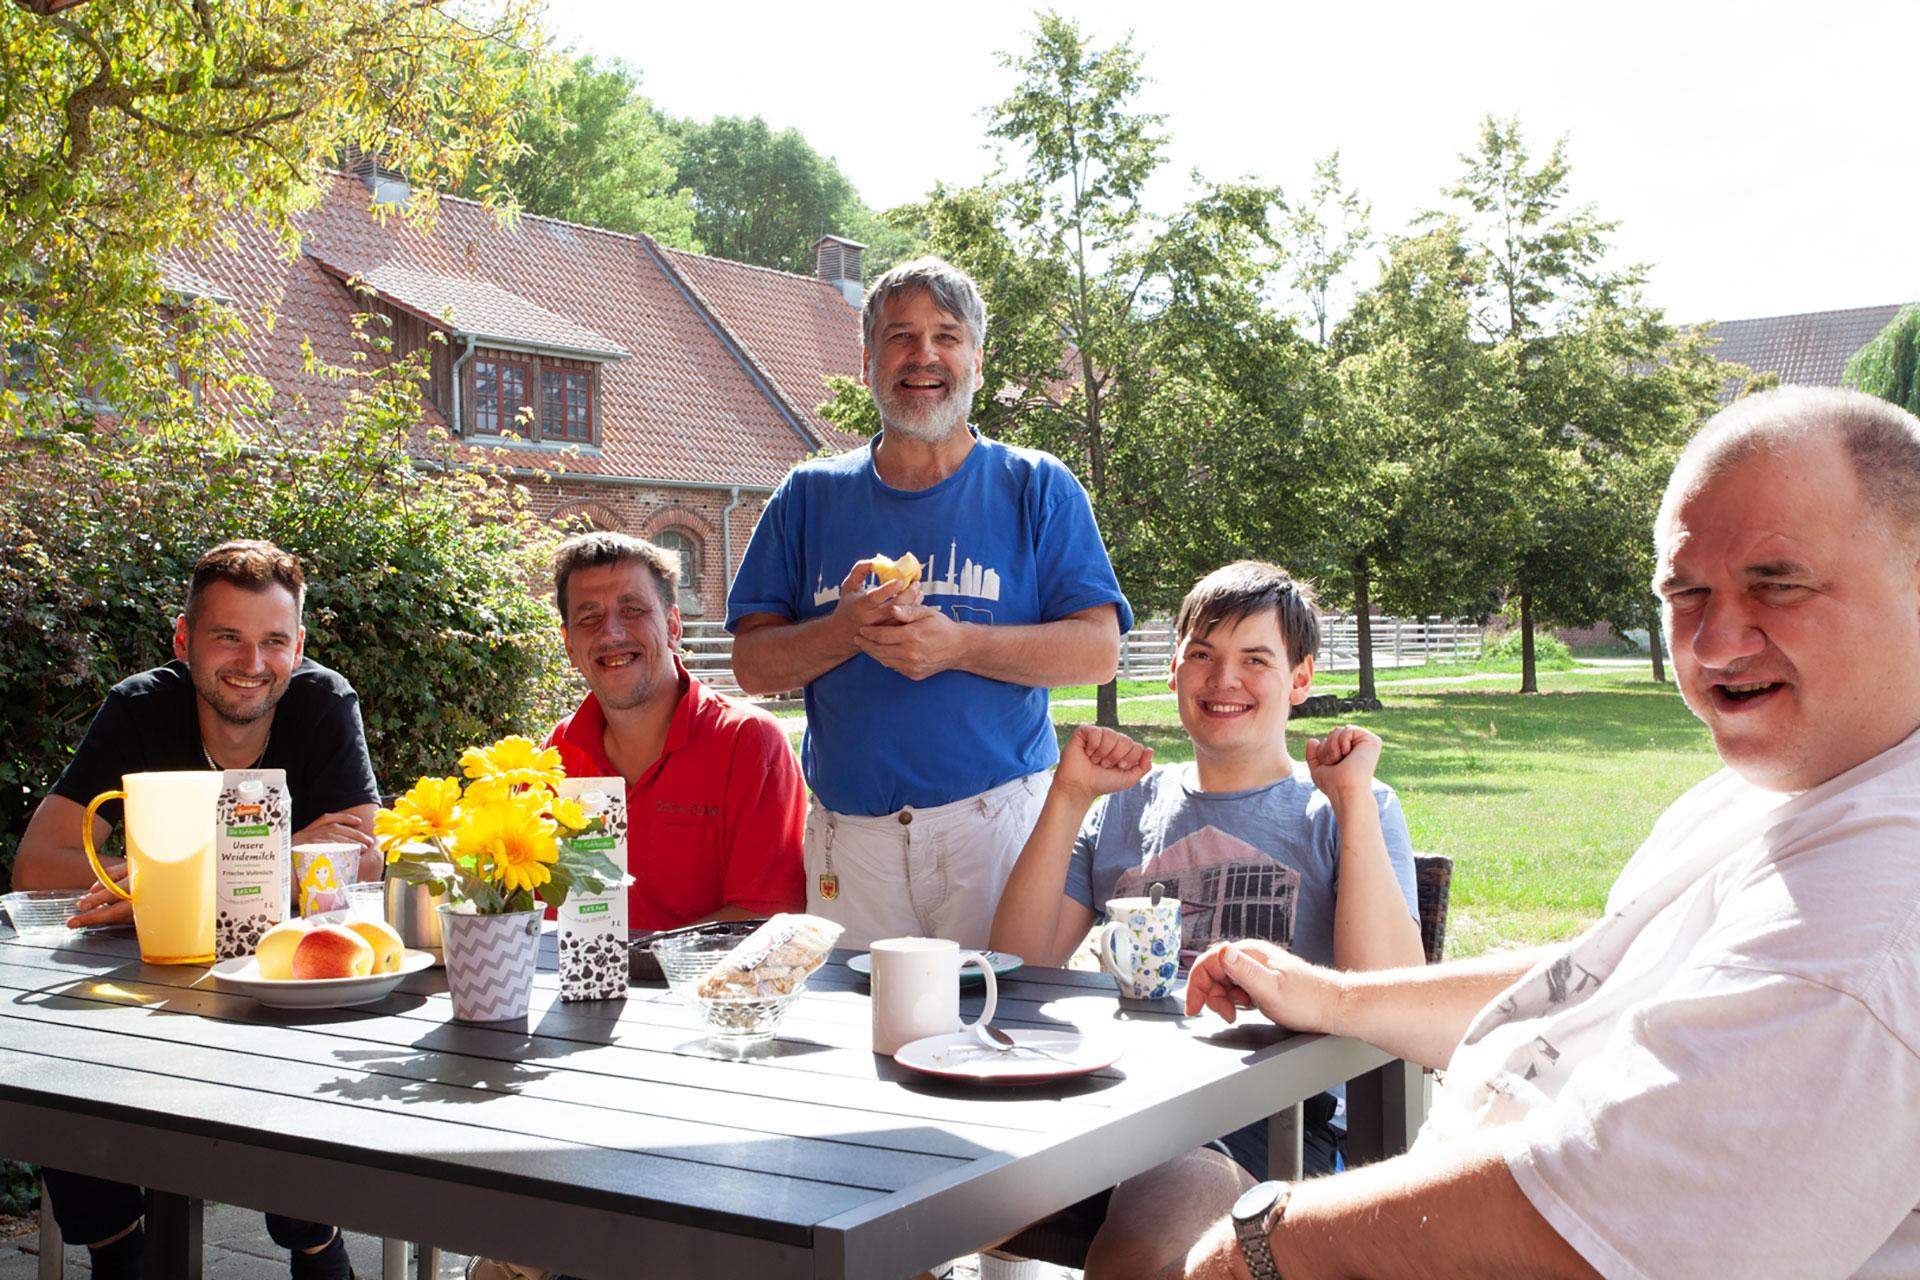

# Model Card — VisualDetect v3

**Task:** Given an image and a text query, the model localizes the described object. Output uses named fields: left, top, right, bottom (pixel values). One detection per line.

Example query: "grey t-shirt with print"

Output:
left=1064, top=761, right=1419, bottom=969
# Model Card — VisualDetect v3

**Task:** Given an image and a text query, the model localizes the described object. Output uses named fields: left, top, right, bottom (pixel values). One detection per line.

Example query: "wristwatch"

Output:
left=1231, top=1179, right=1291, bottom=1279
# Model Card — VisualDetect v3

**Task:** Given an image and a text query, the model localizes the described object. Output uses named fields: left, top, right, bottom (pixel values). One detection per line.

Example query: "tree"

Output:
left=1324, top=227, right=1525, bottom=700
left=1430, top=117, right=1723, bottom=692
left=1, top=0, right=544, bottom=417
left=1846, top=305, right=1920, bottom=415
left=832, top=201, right=927, bottom=281
left=1284, top=151, right=1372, bottom=347
left=877, top=14, right=1309, bottom=728
left=475, top=55, right=696, bottom=246
left=672, top=115, right=860, bottom=274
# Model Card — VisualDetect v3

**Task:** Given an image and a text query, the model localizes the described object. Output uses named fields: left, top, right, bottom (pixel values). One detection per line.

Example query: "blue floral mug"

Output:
left=1098, top=896, right=1182, bottom=999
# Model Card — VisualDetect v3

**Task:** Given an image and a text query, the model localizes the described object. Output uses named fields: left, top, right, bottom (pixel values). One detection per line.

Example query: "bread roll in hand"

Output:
left=871, top=552, right=922, bottom=589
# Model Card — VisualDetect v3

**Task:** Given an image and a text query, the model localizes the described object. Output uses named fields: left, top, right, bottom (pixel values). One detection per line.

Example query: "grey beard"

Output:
left=873, top=387, right=971, bottom=442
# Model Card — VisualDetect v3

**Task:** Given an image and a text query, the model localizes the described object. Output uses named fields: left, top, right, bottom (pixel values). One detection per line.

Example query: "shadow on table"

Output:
left=311, top=1041, right=556, bottom=1105
left=886, top=1067, right=1126, bottom=1100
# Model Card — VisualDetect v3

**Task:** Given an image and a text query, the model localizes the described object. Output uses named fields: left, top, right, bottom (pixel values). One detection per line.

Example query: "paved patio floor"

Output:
left=2, top=1203, right=1078, bottom=1278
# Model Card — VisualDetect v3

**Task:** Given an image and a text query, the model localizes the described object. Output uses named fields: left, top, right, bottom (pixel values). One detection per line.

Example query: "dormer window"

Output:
left=474, top=356, right=530, bottom=435
left=542, top=368, right=593, bottom=442
left=305, top=257, right=624, bottom=448
left=465, top=349, right=600, bottom=444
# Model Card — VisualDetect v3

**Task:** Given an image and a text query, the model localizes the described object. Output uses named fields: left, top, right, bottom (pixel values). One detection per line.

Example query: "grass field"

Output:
left=1047, top=667, right=1720, bottom=958
left=1051, top=652, right=1599, bottom=702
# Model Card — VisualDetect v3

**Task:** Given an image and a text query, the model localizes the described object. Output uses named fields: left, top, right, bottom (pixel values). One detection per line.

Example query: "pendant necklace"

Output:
left=202, top=730, right=270, bottom=772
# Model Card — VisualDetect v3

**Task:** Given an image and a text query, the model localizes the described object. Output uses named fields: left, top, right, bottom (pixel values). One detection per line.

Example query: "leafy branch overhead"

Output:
left=2, top=0, right=546, bottom=408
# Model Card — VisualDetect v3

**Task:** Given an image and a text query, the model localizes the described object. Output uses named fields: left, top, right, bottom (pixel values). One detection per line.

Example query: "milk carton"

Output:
left=556, top=777, right=629, bottom=1002
left=214, top=769, right=292, bottom=960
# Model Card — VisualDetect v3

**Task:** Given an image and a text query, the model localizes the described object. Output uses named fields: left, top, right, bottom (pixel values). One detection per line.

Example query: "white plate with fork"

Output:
left=892, top=1030, right=1120, bottom=1083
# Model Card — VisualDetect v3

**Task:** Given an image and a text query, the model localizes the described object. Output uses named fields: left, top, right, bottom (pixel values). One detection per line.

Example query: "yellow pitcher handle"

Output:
left=81, top=790, right=134, bottom=902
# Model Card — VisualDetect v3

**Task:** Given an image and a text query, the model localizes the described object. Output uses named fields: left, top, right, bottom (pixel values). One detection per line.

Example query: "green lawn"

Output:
left=1049, top=667, right=1720, bottom=958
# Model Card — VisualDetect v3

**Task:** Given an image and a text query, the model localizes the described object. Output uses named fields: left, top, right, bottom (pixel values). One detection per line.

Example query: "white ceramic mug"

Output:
left=869, top=937, right=999, bottom=1056
left=1099, top=896, right=1183, bottom=1000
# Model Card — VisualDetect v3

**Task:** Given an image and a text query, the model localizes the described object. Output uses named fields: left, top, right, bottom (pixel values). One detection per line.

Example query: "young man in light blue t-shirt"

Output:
left=991, top=560, right=1425, bottom=1175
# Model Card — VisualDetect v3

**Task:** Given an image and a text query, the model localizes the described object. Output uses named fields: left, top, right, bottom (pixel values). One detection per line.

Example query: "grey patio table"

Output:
left=0, top=921, right=1425, bottom=1279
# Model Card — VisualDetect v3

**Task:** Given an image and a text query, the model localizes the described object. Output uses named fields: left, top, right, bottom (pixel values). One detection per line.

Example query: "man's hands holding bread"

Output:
left=839, top=552, right=969, bottom=681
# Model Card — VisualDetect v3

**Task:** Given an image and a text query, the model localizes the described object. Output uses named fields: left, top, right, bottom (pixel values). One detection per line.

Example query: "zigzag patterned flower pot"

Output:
left=437, top=906, right=542, bottom=1023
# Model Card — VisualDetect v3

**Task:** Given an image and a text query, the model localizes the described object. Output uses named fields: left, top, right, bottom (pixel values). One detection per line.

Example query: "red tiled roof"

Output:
left=171, top=172, right=861, bottom=488
left=659, top=246, right=870, bottom=450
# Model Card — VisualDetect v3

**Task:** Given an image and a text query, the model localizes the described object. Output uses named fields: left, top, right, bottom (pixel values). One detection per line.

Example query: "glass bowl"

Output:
left=650, top=928, right=810, bottom=1042
left=2, top=889, right=88, bottom=943
left=648, top=925, right=760, bottom=1001
left=687, top=987, right=804, bottom=1042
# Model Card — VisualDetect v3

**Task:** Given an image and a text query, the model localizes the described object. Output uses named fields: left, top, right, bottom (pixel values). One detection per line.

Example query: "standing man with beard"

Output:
left=13, top=539, right=379, bottom=1280
left=727, top=257, right=1131, bottom=952
left=543, top=531, right=804, bottom=930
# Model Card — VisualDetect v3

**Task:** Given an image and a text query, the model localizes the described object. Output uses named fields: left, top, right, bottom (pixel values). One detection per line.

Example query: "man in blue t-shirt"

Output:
left=727, top=256, right=1132, bottom=950
left=992, top=560, right=1424, bottom=1176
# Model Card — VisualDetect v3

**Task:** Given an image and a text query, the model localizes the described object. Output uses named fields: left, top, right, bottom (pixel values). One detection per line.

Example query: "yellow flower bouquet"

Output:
left=375, top=735, right=625, bottom=914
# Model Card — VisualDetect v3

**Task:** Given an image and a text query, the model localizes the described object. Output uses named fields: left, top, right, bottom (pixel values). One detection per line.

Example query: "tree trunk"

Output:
left=1354, top=555, right=1375, bottom=702
left=1519, top=591, right=1538, bottom=693
left=1649, top=618, right=1667, bottom=684
left=1097, top=676, right=1119, bottom=728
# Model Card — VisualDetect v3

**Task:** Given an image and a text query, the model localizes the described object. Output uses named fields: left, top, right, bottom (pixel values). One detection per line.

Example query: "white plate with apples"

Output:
left=210, top=917, right=433, bottom=1008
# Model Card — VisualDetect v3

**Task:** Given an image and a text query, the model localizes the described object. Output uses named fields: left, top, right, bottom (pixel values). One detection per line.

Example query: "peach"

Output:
left=346, top=918, right=405, bottom=975
left=291, top=922, right=375, bottom=979
left=254, top=918, right=312, bottom=981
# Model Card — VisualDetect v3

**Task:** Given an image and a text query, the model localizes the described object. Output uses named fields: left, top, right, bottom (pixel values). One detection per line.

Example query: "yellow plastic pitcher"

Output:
left=83, top=771, right=223, bottom=965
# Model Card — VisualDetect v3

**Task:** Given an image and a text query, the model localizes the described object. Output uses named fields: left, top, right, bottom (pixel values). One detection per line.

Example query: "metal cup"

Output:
left=385, top=877, right=448, bottom=964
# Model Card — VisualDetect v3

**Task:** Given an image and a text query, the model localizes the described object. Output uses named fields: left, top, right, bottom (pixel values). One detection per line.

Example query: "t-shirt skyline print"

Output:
left=1065, top=762, right=1419, bottom=969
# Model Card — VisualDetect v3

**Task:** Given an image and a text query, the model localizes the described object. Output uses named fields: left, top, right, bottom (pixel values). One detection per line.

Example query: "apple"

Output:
left=291, top=922, right=375, bottom=979
left=254, top=918, right=313, bottom=981
left=345, top=918, right=405, bottom=974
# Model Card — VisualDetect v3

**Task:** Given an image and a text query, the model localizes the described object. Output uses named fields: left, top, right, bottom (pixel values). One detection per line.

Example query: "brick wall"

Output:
left=527, top=476, right=771, bottom=619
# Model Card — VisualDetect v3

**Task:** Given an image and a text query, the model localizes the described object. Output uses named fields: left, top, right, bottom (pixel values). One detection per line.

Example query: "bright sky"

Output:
left=552, top=0, right=1917, bottom=326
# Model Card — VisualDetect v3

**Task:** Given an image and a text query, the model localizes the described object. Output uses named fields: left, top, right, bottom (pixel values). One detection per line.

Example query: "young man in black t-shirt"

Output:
left=16, top=542, right=381, bottom=923
left=13, top=540, right=379, bottom=1280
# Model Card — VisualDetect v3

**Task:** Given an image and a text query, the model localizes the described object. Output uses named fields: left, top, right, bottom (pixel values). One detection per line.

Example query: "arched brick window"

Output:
left=654, top=528, right=704, bottom=616
left=549, top=500, right=621, bottom=533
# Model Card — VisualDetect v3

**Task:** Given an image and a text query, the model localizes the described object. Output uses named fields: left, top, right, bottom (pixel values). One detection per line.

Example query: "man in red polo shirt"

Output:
left=543, top=531, right=805, bottom=929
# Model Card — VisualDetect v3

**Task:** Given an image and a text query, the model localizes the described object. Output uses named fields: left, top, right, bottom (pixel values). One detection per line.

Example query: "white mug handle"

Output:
left=957, top=950, right=998, bottom=1031
left=1098, top=921, right=1137, bottom=982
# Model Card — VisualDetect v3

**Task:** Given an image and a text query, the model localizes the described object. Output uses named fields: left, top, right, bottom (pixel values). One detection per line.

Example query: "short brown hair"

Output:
left=186, top=540, right=305, bottom=621
left=552, top=531, right=679, bottom=621
left=1174, top=561, right=1320, bottom=669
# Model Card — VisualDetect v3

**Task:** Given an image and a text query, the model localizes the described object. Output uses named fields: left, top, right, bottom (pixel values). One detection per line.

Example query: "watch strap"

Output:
left=1232, top=1180, right=1289, bottom=1279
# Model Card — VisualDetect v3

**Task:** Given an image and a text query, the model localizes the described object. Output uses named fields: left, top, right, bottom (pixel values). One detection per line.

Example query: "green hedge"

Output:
left=1482, top=627, right=1575, bottom=668
left=1, top=411, right=575, bottom=885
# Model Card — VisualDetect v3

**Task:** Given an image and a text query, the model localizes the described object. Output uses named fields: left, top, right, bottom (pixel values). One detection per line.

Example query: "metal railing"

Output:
left=683, top=615, right=1484, bottom=694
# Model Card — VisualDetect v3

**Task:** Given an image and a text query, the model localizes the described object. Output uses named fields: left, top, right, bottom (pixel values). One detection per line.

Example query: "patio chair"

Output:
left=998, top=852, right=1454, bottom=1269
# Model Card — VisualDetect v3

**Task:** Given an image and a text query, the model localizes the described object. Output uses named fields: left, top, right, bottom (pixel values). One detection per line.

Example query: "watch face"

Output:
left=1233, top=1179, right=1284, bottom=1225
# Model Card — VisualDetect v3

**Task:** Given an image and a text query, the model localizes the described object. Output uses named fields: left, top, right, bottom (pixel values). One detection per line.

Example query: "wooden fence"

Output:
left=685, top=614, right=1484, bottom=695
